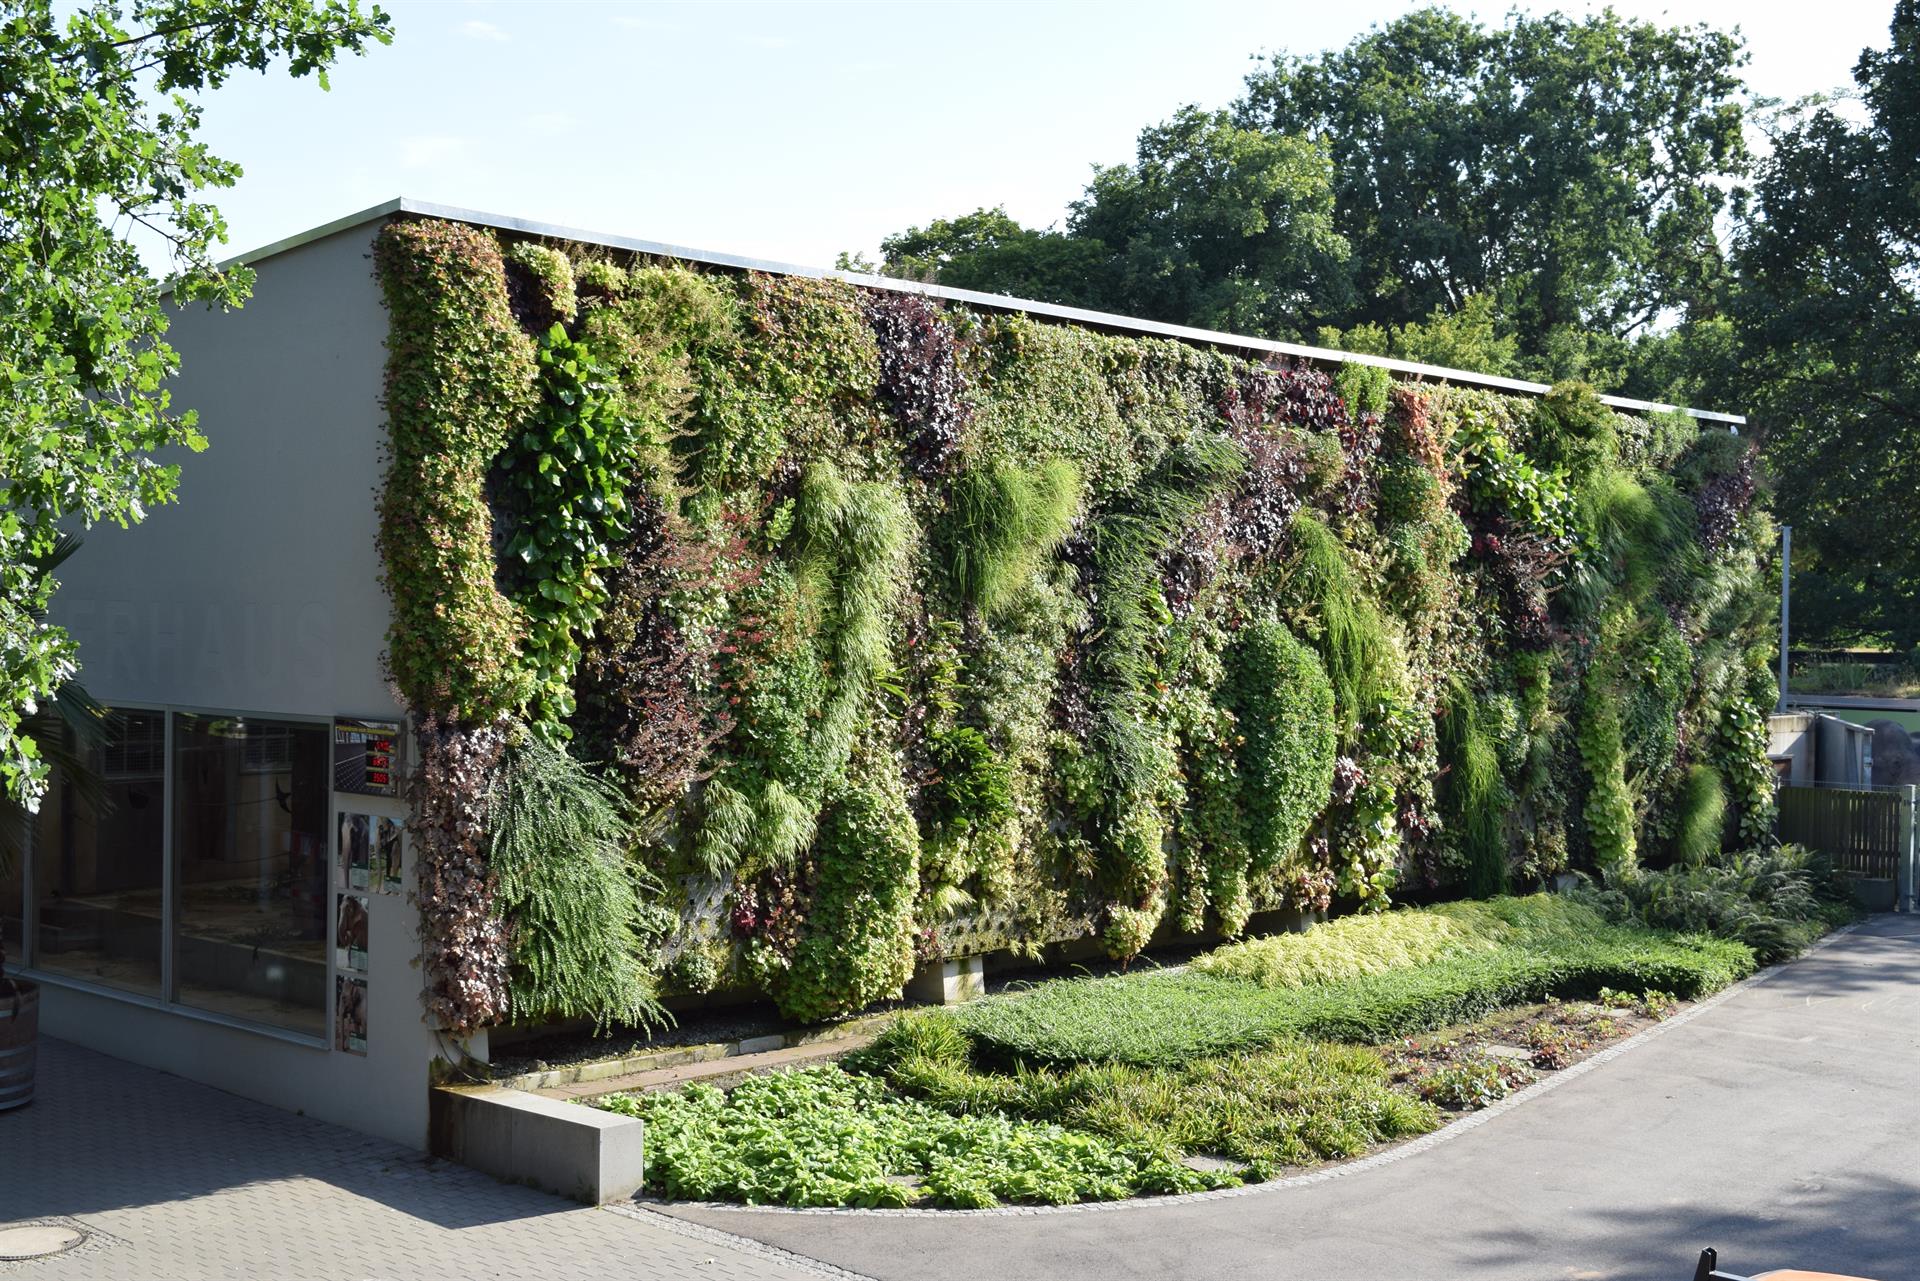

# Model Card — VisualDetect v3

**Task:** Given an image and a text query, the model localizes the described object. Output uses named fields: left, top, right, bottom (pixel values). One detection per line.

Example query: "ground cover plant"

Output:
left=601, top=893, right=1762, bottom=1208
left=951, top=896, right=1750, bottom=1068
left=599, top=1066, right=1230, bottom=1209
left=374, top=216, right=1779, bottom=1035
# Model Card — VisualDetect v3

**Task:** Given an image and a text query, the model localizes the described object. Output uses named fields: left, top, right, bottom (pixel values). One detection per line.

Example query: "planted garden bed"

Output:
left=598, top=894, right=1803, bottom=1210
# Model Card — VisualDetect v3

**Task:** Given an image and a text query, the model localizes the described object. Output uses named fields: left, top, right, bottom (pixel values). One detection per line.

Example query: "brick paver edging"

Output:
left=649, top=923, right=1859, bottom=1220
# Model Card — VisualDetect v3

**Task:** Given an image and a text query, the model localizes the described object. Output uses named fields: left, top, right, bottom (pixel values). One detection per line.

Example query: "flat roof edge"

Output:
left=215, top=197, right=1746, bottom=425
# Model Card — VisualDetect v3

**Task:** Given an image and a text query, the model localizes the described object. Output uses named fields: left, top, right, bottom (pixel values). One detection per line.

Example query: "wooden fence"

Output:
left=1777, top=785, right=1912, bottom=879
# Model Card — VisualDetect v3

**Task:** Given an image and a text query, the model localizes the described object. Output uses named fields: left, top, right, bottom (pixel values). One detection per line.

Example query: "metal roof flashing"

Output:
left=215, top=196, right=1746, bottom=426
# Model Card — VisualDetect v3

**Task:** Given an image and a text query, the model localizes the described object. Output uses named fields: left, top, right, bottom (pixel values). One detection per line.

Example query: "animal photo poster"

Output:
left=335, top=975, right=368, bottom=1055
left=337, top=810, right=371, bottom=891
left=376, top=816, right=403, bottom=894
left=334, top=892, right=369, bottom=973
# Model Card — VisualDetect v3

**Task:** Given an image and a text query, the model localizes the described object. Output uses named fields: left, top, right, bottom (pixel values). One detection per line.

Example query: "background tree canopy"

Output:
left=1733, top=0, right=1920, bottom=652
left=859, top=3, right=1917, bottom=650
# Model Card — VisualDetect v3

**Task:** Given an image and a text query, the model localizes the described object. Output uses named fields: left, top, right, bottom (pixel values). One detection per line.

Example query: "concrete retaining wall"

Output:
left=429, top=1084, right=645, bottom=1205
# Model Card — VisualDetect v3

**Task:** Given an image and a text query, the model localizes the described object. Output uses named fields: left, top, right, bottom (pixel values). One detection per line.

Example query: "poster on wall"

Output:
left=376, top=817, right=404, bottom=894
left=337, top=812, right=371, bottom=890
left=334, top=893, right=369, bottom=973
left=335, top=975, right=368, bottom=1055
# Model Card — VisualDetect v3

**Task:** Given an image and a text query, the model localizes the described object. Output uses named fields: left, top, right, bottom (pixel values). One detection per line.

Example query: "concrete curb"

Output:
left=645, top=923, right=1859, bottom=1220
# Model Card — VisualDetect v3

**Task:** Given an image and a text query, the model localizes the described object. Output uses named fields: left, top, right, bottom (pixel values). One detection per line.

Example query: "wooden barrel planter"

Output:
left=0, top=980, right=38, bottom=1111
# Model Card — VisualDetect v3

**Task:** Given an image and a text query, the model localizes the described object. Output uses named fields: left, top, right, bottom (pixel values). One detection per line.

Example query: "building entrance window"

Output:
left=170, top=713, right=329, bottom=1036
left=31, top=709, right=166, bottom=996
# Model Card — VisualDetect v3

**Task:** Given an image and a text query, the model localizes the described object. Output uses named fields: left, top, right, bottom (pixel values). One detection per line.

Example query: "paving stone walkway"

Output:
left=0, top=1038, right=856, bottom=1281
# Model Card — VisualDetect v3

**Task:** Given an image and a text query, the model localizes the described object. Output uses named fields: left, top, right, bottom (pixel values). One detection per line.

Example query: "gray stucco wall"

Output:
left=36, top=218, right=459, bottom=1150
left=52, top=222, right=395, bottom=721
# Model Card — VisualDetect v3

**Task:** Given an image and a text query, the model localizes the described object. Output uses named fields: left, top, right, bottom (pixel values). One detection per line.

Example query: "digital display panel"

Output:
left=333, top=718, right=402, bottom=796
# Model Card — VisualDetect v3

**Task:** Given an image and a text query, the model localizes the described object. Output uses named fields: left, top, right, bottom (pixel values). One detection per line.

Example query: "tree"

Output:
left=1733, top=0, right=1920, bottom=649
left=864, top=9, right=1748, bottom=371
left=1317, top=293, right=1520, bottom=378
left=872, top=206, right=1105, bottom=305
left=1067, top=107, right=1347, bottom=336
left=0, top=0, right=390, bottom=808
left=860, top=109, right=1347, bottom=337
left=1237, top=7, right=1749, bottom=357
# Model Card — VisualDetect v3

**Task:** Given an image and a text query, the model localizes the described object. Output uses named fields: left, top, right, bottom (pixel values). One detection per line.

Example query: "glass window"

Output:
left=170, top=713, right=329, bottom=1036
left=31, top=709, right=167, bottom=996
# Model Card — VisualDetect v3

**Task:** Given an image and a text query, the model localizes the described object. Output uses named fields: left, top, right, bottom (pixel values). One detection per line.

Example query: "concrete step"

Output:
left=493, top=1007, right=899, bottom=1092
left=538, top=1033, right=876, bottom=1101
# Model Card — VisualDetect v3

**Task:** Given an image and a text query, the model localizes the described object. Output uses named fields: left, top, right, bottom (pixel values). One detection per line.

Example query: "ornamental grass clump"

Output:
left=856, top=1013, right=1438, bottom=1178
left=487, top=731, right=667, bottom=1030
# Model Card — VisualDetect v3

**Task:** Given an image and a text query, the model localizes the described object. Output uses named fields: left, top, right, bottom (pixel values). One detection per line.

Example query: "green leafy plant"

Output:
left=775, top=774, right=922, bottom=1023
left=374, top=219, right=537, bottom=722
left=601, top=1066, right=1226, bottom=1208
left=941, top=458, right=1082, bottom=616
left=956, top=896, right=1751, bottom=1067
left=1081, top=433, right=1245, bottom=953
left=1414, top=1053, right=1533, bottom=1109
left=496, top=325, right=648, bottom=728
left=1671, top=763, right=1727, bottom=866
left=1439, top=677, right=1510, bottom=897
left=858, top=1015, right=1437, bottom=1178
left=1282, top=511, right=1395, bottom=734
left=1229, top=620, right=1336, bottom=878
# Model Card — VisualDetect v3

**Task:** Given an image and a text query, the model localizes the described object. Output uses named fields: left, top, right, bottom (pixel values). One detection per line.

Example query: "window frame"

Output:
left=19, top=700, right=337, bottom=1051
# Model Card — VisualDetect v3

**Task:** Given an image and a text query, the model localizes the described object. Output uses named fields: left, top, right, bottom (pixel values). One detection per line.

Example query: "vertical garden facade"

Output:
left=371, top=208, right=1778, bottom=1038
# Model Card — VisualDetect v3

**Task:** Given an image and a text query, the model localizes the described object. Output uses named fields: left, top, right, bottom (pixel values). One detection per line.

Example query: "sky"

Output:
left=170, top=0, right=1898, bottom=273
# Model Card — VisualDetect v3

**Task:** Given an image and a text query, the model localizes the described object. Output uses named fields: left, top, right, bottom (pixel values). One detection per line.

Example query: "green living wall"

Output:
left=374, top=218, right=1779, bottom=1035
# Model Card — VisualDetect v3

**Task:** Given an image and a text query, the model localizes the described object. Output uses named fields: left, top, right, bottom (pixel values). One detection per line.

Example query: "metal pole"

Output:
left=1779, top=524, right=1792, bottom=711
left=1902, top=785, right=1917, bottom=913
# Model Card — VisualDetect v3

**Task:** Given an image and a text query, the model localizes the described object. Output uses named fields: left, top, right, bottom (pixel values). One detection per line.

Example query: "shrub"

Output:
left=775, top=776, right=921, bottom=1023
left=1591, top=845, right=1854, bottom=965
left=1229, top=620, right=1336, bottom=877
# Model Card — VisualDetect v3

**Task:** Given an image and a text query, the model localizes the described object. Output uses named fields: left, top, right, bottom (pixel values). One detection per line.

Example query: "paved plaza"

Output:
left=6, top=916, right=1919, bottom=1280
left=0, top=1038, right=854, bottom=1280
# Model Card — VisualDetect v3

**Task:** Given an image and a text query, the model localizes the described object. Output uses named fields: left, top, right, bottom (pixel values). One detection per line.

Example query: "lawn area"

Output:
left=601, top=893, right=1781, bottom=1209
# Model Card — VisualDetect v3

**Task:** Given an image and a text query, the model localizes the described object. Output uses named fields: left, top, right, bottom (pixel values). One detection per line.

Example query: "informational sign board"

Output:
left=333, top=718, right=401, bottom=796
